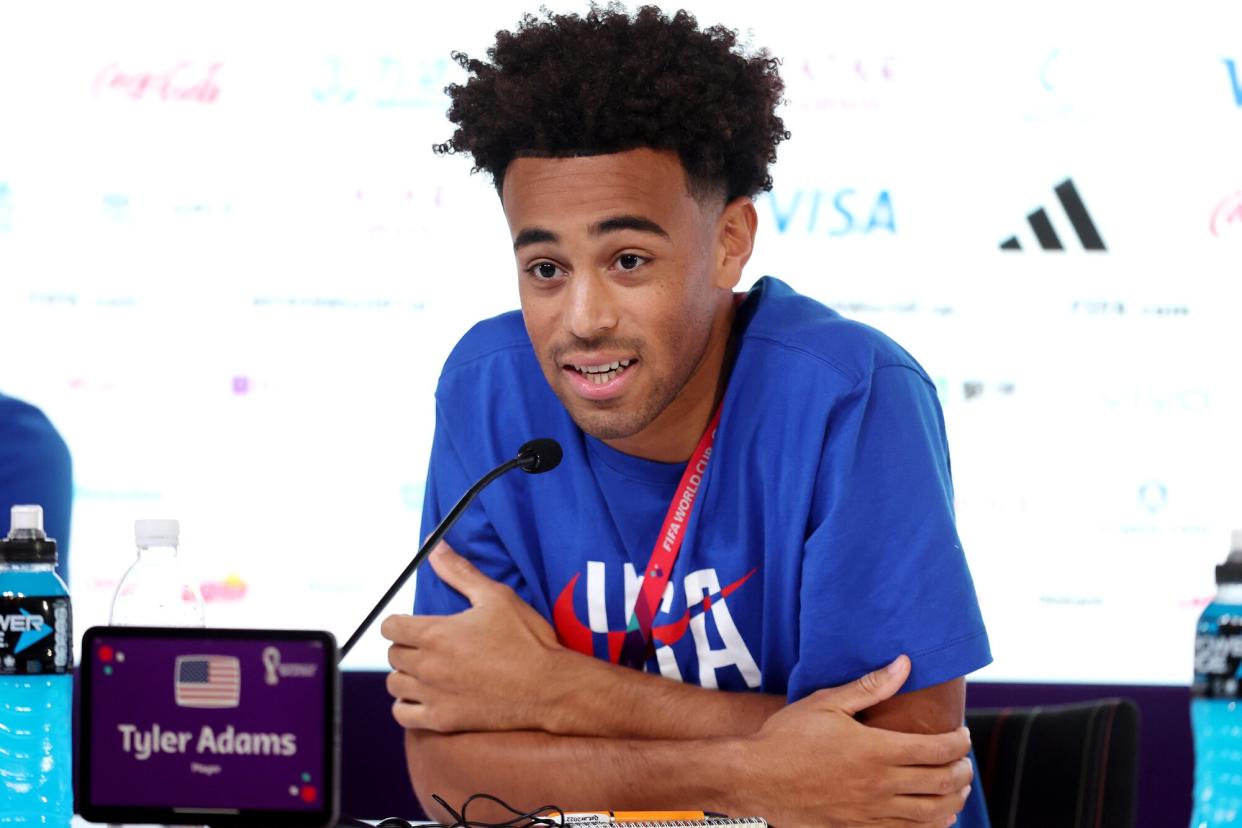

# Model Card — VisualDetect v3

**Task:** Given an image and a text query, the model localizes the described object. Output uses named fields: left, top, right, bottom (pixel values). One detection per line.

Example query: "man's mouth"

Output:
left=569, top=359, right=635, bottom=385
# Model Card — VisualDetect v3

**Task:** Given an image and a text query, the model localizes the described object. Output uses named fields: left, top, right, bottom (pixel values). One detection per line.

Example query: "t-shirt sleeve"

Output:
left=786, top=364, right=991, bottom=701
left=0, top=397, right=73, bottom=583
left=412, top=397, right=532, bottom=617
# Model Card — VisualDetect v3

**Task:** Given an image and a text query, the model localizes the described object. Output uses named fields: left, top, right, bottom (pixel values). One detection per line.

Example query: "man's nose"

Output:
left=566, top=273, right=619, bottom=340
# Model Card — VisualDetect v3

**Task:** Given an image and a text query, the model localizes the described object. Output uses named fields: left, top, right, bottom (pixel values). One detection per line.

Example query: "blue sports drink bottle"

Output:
left=1191, top=530, right=1242, bottom=827
left=0, top=505, right=72, bottom=826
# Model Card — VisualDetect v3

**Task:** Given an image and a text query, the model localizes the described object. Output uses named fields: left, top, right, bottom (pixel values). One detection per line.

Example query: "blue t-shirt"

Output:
left=0, top=393, right=73, bottom=583
left=415, top=276, right=992, bottom=823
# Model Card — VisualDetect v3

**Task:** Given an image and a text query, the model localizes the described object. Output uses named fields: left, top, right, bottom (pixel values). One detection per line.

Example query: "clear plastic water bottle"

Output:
left=108, top=520, right=206, bottom=828
left=110, top=519, right=205, bottom=627
left=0, top=505, right=73, bottom=826
left=1191, top=530, right=1242, bottom=827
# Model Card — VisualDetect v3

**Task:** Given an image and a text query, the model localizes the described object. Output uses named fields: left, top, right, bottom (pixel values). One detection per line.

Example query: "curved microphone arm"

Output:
left=338, top=439, right=559, bottom=661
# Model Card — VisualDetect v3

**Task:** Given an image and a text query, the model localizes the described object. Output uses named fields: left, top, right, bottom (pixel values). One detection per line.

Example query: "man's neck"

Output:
left=602, top=293, right=737, bottom=464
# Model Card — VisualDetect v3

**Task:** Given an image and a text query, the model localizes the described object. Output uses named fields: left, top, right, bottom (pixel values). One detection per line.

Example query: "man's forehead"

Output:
left=502, top=149, right=691, bottom=208
left=500, top=150, right=717, bottom=243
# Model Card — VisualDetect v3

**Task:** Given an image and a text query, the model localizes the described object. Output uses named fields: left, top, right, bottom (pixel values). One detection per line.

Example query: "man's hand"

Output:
left=400, top=656, right=974, bottom=828
left=381, top=541, right=563, bottom=733
left=383, top=541, right=786, bottom=739
left=735, top=654, right=973, bottom=828
left=384, top=546, right=974, bottom=826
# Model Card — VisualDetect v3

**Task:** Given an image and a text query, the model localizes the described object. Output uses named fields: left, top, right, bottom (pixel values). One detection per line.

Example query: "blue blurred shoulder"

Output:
left=0, top=393, right=68, bottom=455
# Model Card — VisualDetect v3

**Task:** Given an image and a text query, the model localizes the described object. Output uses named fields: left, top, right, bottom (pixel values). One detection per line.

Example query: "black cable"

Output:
left=337, top=791, right=565, bottom=828
left=445, top=792, right=565, bottom=827
left=337, top=795, right=738, bottom=828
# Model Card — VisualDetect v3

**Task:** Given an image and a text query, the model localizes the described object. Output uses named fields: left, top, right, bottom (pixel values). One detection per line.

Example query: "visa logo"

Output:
left=0, top=613, right=44, bottom=632
left=765, top=189, right=895, bottom=236
left=1227, top=59, right=1242, bottom=107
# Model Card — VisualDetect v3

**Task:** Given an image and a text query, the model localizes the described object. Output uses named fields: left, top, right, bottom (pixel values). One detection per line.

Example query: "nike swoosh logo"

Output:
left=553, top=567, right=758, bottom=652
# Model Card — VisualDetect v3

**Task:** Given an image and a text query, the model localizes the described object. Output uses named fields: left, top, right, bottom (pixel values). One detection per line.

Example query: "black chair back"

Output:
left=966, top=698, right=1139, bottom=828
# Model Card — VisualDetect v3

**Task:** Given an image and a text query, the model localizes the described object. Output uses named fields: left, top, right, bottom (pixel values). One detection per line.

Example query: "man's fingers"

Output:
left=387, top=643, right=420, bottom=676
left=385, top=669, right=426, bottom=703
left=885, top=787, right=972, bottom=824
left=871, top=818, right=958, bottom=828
left=391, top=698, right=431, bottom=730
left=388, top=662, right=430, bottom=729
left=878, top=726, right=973, bottom=767
left=882, top=757, right=974, bottom=796
left=380, top=613, right=438, bottom=647
left=427, top=541, right=497, bottom=605
left=805, top=654, right=911, bottom=716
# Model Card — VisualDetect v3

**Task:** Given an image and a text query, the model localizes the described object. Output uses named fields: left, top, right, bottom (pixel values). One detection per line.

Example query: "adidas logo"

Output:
left=1000, top=178, right=1106, bottom=252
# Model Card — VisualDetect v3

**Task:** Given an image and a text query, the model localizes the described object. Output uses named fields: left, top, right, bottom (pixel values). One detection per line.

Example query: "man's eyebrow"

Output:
left=512, top=215, right=670, bottom=252
left=513, top=228, right=558, bottom=252
left=590, top=214, right=670, bottom=239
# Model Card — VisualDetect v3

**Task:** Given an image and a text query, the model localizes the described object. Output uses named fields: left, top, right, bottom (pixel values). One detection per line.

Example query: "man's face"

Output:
left=501, top=148, right=726, bottom=442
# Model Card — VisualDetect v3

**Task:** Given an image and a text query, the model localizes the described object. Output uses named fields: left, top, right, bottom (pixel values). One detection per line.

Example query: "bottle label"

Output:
left=0, top=596, right=72, bottom=675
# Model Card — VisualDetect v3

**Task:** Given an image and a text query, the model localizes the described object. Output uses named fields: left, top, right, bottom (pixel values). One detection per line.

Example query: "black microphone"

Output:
left=515, top=437, right=562, bottom=474
left=338, top=437, right=563, bottom=661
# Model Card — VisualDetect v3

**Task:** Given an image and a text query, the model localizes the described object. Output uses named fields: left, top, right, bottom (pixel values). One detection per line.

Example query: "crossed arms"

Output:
left=381, top=543, right=975, bottom=828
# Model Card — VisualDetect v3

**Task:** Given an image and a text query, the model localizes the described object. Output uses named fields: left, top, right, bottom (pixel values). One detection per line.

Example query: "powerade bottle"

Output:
left=0, top=505, right=72, bottom=826
left=1191, top=530, right=1242, bottom=827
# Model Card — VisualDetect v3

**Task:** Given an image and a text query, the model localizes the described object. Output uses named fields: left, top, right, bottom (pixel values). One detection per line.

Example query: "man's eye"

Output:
left=617, top=254, right=644, bottom=271
left=530, top=262, right=560, bottom=279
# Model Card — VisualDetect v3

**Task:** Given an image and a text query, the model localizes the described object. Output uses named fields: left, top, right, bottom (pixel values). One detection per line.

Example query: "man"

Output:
left=0, top=391, right=72, bottom=583
left=381, top=6, right=991, bottom=827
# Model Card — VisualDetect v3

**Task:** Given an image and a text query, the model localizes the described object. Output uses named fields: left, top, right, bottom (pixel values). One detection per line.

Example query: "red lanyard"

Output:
left=617, top=403, right=723, bottom=669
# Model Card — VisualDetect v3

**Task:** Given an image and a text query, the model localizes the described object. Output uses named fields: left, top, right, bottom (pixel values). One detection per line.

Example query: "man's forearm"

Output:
left=382, top=560, right=784, bottom=739
left=405, top=728, right=741, bottom=824
left=402, top=660, right=978, bottom=828
left=538, top=648, right=784, bottom=739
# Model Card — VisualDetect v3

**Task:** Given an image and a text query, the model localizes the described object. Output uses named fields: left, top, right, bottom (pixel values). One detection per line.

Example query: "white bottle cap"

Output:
left=10, top=505, right=44, bottom=533
left=135, top=519, right=179, bottom=547
left=1233, top=529, right=1242, bottom=554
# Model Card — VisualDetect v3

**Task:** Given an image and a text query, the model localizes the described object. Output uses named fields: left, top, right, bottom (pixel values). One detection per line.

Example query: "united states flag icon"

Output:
left=174, top=655, right=241, bottom=708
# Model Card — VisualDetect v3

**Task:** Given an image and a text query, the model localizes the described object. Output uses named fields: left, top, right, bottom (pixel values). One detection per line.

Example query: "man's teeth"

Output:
left=573, top=359, right=633, bottom=384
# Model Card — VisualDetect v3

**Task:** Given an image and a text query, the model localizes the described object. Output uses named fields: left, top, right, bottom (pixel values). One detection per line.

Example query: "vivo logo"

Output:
left=765, top=189, right=895, bottom=236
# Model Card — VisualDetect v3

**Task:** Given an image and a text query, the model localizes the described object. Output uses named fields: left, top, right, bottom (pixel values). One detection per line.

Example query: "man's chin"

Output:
left=568, top=408, right=649, bottom=442
left=558, top=395, right=651, bottom=442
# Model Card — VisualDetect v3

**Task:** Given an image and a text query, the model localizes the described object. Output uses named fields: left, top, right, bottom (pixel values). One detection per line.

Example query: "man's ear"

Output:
left=713, top=196, right=758, bottom=290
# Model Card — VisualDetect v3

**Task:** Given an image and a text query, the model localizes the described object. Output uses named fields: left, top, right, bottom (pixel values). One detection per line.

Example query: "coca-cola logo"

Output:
left=1211, top=191, right=1242, bottom=238
left=93, top=61, right=222, bottom=103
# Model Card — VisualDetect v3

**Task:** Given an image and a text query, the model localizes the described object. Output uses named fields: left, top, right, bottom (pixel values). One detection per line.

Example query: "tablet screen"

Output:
left=80, top=627, right=338, bottom=826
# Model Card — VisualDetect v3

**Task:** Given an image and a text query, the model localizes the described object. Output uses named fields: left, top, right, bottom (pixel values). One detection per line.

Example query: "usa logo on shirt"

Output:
left=553, top=562, right=762, bottom=689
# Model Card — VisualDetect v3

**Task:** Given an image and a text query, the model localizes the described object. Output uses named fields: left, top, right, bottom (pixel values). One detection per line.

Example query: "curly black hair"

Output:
left=433, top=3, right=789, bottom=203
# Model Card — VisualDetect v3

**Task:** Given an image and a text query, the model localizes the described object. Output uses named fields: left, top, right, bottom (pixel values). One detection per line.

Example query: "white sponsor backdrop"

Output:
left=1, top=1, right=1240, bottom=680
